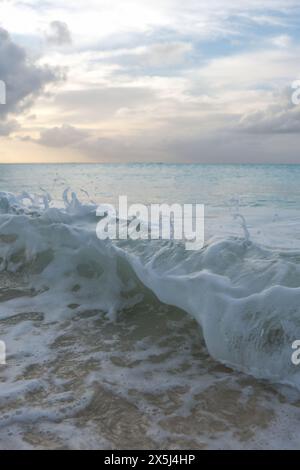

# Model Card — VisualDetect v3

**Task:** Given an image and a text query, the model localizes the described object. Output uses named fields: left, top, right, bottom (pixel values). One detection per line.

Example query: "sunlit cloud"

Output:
left=0, top=0, right=300, bottom=162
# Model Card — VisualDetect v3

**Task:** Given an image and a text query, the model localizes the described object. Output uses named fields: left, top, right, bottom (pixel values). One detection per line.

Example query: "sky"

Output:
left=0, top=0, right=300, bottom=163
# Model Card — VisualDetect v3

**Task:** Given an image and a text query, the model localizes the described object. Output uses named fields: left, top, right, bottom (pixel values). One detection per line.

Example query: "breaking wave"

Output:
left=1, top=190, right=300, bottom=390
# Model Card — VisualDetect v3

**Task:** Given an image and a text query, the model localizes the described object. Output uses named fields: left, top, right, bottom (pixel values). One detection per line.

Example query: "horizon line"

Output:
left=0, top=161, right=299, bottom=166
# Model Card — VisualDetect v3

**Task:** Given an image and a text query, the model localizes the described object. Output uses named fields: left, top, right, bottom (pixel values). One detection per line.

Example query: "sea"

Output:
left=0, top=163, right=299, bottom=449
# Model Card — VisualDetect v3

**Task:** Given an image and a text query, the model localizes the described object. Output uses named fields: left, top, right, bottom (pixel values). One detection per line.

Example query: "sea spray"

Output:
left=1, top=190, right=300, bottom=388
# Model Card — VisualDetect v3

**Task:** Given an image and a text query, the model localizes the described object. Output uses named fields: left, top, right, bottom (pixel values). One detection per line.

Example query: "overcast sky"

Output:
left=0, top=0, right=300, bottom=163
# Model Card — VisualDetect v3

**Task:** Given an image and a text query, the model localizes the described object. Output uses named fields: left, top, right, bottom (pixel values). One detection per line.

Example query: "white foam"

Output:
left=1, top=189, right=300, bottom=448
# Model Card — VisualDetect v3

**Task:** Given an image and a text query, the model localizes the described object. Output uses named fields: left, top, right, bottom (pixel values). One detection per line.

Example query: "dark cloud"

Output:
left=238, top=89, right=300, bottom=134
left=239, top=106, right=300, bottom=134
left=31, top=120, right=300, bottom=164
left=0, top=27, right=58, bottom=132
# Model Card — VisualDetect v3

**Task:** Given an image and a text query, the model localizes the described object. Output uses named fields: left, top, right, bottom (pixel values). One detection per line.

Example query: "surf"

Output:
left=0, top=190, right=300, bottom=390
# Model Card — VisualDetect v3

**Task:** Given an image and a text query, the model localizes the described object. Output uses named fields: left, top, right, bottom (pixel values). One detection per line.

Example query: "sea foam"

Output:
left=0, top=190, right=300, bottom=390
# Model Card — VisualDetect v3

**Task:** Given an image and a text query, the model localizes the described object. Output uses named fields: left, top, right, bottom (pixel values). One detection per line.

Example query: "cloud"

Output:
left=53, top=86, right=158, bottom=121
left=239, top=93, right=300, bottom=134
left=270, top=35, right=292, bottom=48
left=146, top=42, right=192, bottom=67
left=108, top=42, right=193, bottom=68
left=0, top=119, right=19, bottom=136
left=1, top=1, right=300, bottom=163
left=5, top=0, right=300, bottom=46
left=0, top=27, right=58, bottom=134
left=46, top=21, right=72, bottom=46
left=36, top=124, right=89, bottom=147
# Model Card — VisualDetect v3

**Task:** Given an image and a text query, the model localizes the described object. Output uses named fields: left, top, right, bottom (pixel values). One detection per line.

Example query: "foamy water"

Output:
left=0, top=163, right=300, bottom=449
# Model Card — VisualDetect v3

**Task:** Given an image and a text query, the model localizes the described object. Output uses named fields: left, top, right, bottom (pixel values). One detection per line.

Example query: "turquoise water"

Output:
left=1, top=163, right=299, bottom=209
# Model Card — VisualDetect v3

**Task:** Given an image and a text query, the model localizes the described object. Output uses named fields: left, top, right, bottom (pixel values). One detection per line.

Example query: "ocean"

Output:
left=0, top=163, right=300, bottom=449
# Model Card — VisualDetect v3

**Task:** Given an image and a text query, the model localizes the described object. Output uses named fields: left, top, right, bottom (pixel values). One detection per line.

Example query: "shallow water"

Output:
left=0, top=163, right=300, bottom=449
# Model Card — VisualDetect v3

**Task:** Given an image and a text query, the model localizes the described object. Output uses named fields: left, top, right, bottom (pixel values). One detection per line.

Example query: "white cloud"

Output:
left=1, top=0, right=300, bottom=162
left=1, top=0, right=299, bottom=42
left=270, top=35, right=292, bottom=48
